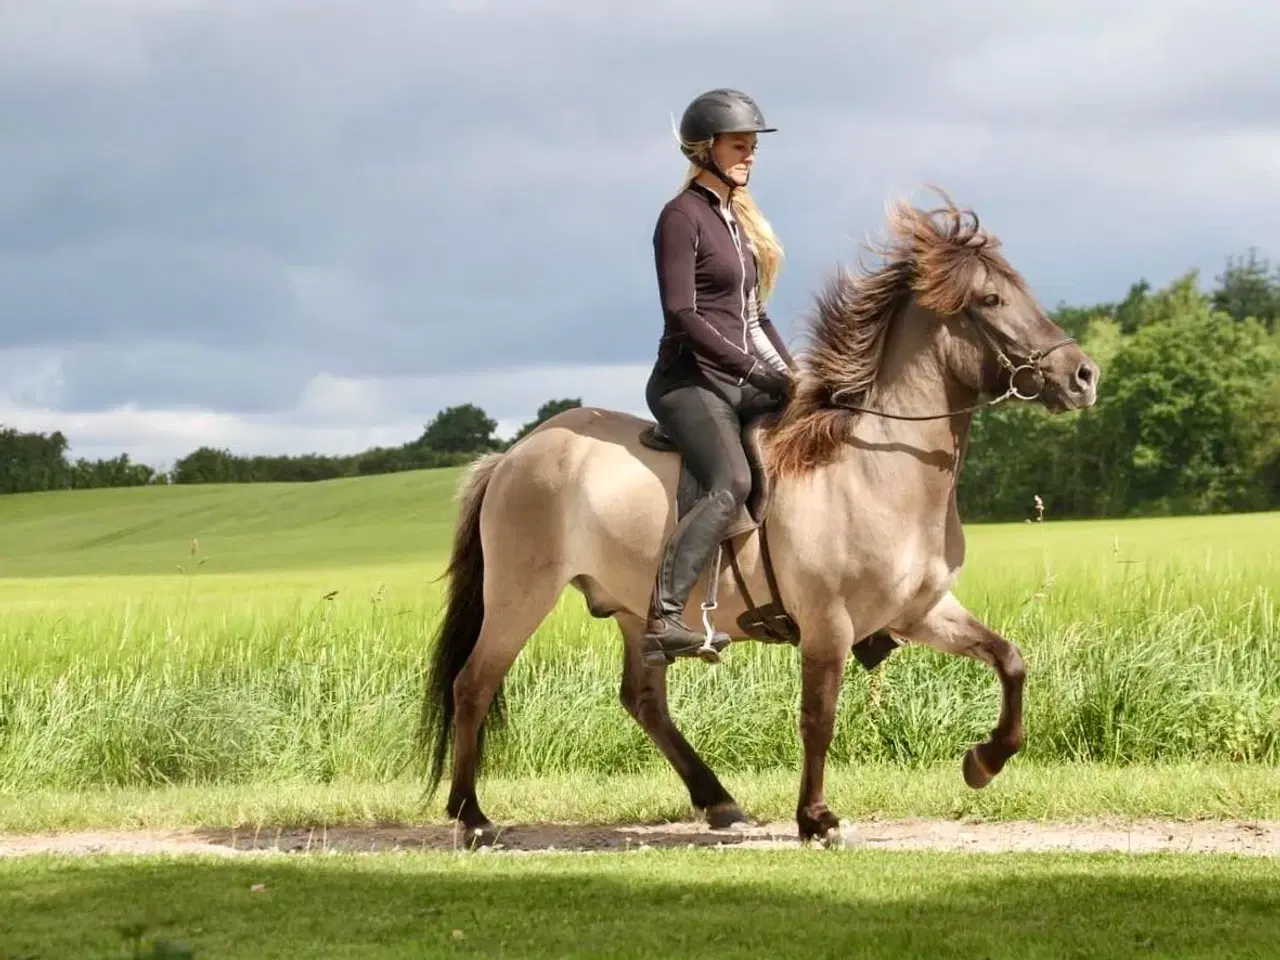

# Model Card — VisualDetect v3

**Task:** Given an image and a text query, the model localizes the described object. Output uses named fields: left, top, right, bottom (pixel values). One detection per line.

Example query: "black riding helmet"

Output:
left=678, top=88, right=775, bottom=191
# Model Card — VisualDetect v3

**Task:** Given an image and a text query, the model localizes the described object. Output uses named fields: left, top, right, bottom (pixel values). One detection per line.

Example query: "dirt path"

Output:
left=2, top=818, right=1278, bottom=858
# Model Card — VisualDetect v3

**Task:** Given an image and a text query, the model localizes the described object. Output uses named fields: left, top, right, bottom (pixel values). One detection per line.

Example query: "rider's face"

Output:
left=711, top=133, right=757, bottom=185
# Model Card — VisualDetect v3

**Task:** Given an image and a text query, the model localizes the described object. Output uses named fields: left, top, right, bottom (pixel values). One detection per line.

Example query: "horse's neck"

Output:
left=845, top=301, right=977, bottom=507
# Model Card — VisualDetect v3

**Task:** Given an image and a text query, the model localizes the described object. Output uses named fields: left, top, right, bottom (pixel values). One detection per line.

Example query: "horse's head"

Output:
left=902, top=193, right=1099, bottom=414
left=951, top=258, right=1098, bottom=413
left=769, top=190, right=1102, bottom=478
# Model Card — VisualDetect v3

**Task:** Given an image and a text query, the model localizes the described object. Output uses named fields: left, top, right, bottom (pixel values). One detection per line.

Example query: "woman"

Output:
left=643, top=88, right=798, bottom=666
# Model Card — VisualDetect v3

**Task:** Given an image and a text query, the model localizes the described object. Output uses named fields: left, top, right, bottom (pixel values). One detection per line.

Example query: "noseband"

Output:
left=829, top=306, right=1076, bottom=422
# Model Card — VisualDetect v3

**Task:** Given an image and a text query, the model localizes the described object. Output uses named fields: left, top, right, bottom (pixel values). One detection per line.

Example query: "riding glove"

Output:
left=747, top=364, right=794, bottom=399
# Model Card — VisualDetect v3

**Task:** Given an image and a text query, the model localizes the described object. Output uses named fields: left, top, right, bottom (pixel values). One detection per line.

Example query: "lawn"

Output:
left=3, top=848, right=1279, bottom=958
left=0, top=471, right=1276, bottom=828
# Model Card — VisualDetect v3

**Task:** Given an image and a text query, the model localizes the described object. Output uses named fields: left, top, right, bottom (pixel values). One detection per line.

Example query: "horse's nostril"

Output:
left=1076, top=362, right=1095, bottom=387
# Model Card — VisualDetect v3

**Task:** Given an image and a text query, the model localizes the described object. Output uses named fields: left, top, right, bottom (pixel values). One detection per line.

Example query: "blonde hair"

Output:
left=677, top=135, right=785, bottom=302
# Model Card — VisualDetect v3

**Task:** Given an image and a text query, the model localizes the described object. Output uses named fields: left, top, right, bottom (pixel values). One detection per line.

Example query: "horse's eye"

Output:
left=982, top=293, right=1001, bottom=307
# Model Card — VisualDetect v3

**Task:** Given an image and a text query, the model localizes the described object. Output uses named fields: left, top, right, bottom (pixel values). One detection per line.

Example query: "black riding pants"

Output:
left=645, top=360, right=783, bottom=509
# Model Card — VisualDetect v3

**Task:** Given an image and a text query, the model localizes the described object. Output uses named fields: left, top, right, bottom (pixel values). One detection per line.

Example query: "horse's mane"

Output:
left=766, top=187, right=1030, bottom=477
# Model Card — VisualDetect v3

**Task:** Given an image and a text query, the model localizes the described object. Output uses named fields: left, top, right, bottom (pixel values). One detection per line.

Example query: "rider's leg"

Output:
left=644, top=380, right=752, bottom=664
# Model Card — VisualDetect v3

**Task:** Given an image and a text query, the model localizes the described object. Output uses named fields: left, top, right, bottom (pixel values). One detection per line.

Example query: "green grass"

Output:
left=4, top=849, right=1279, bottom=958
left=0, top=468, right=462, bottom=578
left=1, top=470, right=1277, bottom=813
left=4, top=764, right=1279, bottom=835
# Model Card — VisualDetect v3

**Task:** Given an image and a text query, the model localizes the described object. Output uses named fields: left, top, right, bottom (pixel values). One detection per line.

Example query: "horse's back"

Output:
left=473, top=406, right=677, bottom=579
left=490, top=405, right=676, bottom=511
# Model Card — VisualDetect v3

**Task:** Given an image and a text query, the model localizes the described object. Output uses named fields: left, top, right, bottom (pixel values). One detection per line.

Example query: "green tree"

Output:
left=69, top=453, right=158, bottom=488
left=171, top=447, right=242, bottom=484
left=1079, top=315, right=1124, bottom=376
left=0, top=426, right=70, bottom=493
left=1115, top=279, right=1152, bottom=334
left=1090, top=300, right=1279, bottom=514
left=959, top=404, right=1065, bottom=520
left=1139, top=271, right=1205, bottom=327
left=1212, top=248, right=1280, bottom=333
left=421, top=403, right=499, bottom=453
left=1246, top=375, right=1280, bottom=506
left=1049, top=303, right=1103, bottom=342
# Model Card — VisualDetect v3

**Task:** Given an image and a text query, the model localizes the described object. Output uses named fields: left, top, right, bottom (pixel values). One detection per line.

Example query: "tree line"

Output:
left=959, top=249, right=1278, bottom=520
left=0, top=397, right=583, bottom=492
left=2, top=250, right=1277, bottom=520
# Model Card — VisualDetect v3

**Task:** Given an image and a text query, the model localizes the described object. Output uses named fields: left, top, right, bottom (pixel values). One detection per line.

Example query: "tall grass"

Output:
left=2, top=511, right=1276, bottom=791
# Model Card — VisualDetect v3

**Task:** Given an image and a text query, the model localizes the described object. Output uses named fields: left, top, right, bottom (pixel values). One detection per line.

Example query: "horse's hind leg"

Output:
left=615, top=612, right=749, bottom=829
left=447, top=560, right=568, bottom=840
left=895, top=591, right=1026, bottom=788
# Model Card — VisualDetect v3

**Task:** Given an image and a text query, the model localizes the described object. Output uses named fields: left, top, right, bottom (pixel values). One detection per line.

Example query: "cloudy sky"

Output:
left=2, top=0, right=1276, bottom=467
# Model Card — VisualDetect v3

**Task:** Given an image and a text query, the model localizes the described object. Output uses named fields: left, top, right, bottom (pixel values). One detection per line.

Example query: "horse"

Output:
left=417, top=189, right=1100, bottom=845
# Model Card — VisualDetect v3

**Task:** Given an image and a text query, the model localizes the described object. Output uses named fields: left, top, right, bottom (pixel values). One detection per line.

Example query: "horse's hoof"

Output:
left=801, top=825, right=844, bottom=849
left=459, top=821, right=503, bottom=850
left=962, top=747, right=994, bottom=789
left=820, top=826, right=845, bottom=849
left=706, top=802, right=750, bottom=830
left=797, top=808, right=842, bottom=845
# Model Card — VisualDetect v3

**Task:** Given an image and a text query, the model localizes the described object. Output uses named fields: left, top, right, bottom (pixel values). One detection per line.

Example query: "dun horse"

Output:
left=418, top=191, right=1099, bottom=843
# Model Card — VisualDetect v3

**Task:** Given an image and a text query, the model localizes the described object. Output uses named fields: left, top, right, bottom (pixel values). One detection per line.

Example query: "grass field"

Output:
left=6, top=849, right=1280, bottom=958
left=2, top=470, right=1277, bottom=803
left=2, top=469, right=1278, bottom=956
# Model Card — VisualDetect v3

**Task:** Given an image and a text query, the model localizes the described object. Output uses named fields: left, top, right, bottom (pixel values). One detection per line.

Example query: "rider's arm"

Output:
left=756, top=305, right=797, bottom=370
left=653, top=207, right=757, bottom=380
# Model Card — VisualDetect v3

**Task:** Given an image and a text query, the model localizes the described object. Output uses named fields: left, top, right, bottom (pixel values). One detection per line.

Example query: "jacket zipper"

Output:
left=720, top=203, right=750, bottom=380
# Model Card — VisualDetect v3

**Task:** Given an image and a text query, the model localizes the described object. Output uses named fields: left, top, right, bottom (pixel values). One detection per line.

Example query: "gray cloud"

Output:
left=0, top=0, right=1276, bottom=459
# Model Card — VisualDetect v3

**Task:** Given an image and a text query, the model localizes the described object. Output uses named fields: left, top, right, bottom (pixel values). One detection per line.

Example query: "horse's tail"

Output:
left=418, top=451, right=506, bottom=797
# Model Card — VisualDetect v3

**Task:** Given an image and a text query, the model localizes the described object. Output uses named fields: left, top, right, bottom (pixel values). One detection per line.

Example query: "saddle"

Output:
left=638, top=418, right=774, bottom=540
left=638, top=415, right=903, bottom=671
left=639, top=414, right=798, bottom=648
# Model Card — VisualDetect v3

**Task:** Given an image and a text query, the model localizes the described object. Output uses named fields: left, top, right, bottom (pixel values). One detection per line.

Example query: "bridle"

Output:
left=828, top=305, right=1076, bottom=423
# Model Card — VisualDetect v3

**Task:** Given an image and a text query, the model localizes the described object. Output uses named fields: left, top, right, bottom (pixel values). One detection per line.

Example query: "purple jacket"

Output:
left=653, top=181, right=795, bottom=384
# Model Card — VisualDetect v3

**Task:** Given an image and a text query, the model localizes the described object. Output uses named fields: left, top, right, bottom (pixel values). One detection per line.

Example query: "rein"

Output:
left=828, top=307, right=1076, bottom=423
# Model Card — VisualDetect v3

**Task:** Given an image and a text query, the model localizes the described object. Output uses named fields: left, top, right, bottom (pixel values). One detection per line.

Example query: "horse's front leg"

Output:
left=795, top=613, right=854, bottom=843
left=896, top=591, right=1026, bottom=787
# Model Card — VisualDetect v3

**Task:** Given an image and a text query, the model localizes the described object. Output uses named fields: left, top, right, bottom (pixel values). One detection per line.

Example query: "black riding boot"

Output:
left=644, top=489, right=738, bottom=666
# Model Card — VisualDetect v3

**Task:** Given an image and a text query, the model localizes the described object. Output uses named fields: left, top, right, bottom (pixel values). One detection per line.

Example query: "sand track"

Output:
left=2, top=818, right=1278, bottom=858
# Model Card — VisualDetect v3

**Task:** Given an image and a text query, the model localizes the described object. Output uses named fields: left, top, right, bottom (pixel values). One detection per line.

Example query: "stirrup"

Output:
left=695, top=543, right=726, bottom=663
left=642, top=543, right=730, bottom=666
left=644, top=537, right=731, bottom=666
left=642, top=624, right=730, bottom=666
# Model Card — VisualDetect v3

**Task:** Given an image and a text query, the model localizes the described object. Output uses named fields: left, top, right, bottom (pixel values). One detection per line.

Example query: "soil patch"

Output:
left=2, top=818, right=1277, bottom=858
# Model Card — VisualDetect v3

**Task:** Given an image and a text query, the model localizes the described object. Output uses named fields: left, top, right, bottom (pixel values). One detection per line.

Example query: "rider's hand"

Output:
left=747, top=364, right=794, bottom=399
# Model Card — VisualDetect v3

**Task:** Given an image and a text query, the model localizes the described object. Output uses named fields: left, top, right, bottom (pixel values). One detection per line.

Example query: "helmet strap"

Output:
left=693, top=155, right=742, bottom=199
